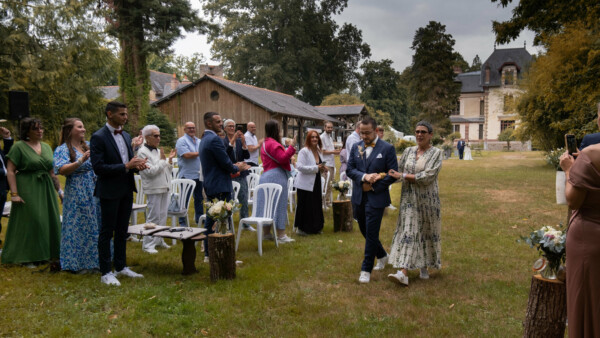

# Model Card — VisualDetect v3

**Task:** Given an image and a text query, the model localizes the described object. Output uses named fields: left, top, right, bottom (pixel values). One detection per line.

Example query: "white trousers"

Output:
left=143, top=192, right=169, bottom=250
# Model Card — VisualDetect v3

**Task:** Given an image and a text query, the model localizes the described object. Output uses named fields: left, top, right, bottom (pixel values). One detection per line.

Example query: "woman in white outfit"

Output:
left=137, top=125, right=176, bottom=254
left=464, top=143, right=473, bottom=161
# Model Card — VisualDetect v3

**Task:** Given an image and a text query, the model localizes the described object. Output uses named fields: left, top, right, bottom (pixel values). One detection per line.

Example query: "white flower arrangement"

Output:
left=332, top=180, right=351, bottom=200
left=204, top=199, right=239, bottom=233
left=521, top=224, right=566, bottom=278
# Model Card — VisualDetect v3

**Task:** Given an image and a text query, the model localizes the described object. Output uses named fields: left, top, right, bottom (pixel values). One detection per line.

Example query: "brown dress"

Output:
left=567, top=151, right=600, bottom=337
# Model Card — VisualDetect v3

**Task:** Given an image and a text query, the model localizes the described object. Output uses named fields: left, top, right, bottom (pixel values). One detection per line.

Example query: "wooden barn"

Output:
left=151, top=75, right=338, bottom=142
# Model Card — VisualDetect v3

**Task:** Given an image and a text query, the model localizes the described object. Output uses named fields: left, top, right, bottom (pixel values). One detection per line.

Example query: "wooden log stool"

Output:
left=332, top=200, right=353, bottom=232
left=207, top=233, right=236, bottom=281
left=523, top=275, right=567, bottom=337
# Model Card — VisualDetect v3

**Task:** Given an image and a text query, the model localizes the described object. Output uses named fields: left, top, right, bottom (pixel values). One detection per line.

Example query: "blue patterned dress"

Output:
left=54, top=143, right=101, bottom=271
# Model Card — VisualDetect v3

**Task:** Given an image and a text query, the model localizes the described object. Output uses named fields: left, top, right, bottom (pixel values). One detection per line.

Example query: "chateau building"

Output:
left=453, top=47, right=532, bottom=150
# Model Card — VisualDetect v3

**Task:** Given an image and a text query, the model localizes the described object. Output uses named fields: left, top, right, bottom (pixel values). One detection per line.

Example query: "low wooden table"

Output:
left=128, top=225, right=207, bottom=275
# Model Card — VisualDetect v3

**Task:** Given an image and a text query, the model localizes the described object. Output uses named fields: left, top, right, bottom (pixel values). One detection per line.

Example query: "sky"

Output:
left=172, top=0, right=540, bottom=72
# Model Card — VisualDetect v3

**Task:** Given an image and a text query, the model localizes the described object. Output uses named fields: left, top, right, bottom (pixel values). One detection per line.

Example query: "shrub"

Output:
left=545, top=148, right=564, bottom=171
left=395, top=139, right=416, bottom=153
left=145, top=108, right=177, bottom=148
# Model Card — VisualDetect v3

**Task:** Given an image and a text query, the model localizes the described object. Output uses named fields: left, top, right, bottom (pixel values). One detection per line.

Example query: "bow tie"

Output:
left=113, top=129, right=123, bottom=135
left=365, top=142, right=375, bottom=148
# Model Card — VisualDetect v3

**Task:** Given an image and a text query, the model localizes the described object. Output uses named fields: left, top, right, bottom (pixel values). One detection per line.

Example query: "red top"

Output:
left=260, top=137, right=296, bottom=172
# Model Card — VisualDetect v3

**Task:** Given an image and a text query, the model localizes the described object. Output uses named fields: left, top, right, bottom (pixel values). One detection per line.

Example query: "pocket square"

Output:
left=376, top=153, right=383, bottom=158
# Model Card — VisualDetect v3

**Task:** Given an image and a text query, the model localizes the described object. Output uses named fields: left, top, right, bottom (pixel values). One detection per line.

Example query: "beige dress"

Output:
left=389, top=146, right=442, bottom=270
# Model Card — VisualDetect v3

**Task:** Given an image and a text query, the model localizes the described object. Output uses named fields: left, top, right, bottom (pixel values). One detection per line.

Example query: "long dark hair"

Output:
left=264, top=120, right=282, bottom=145
left=60, top=118, right=89, bottom=163
left=19, top=117, right=42, bottom=141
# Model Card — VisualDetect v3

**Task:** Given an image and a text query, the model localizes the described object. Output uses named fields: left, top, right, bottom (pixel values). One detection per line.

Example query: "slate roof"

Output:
left=455, top=71, right=484, bottom=93
left=152, top=75, right=338, bottom=123
left=99, top=86, right=119, bottom=101
left=315, top=105, right=367, bottom=116
left=480, top=47, right=532, bottom=87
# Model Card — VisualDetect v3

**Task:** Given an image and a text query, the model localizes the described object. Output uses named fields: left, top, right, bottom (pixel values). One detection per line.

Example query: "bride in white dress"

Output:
left=464, top=143, right=473, bottom=160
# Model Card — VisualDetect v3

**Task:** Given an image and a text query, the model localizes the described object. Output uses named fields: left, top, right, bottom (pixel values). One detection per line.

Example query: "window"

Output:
left=485, top=66, right=490, bottom=84
left=478, top=124, right=484, bottom=139
left=452, top=100, right=460, bottom=115
left=210, top=90, right=219, bottom=101
left=501, top=120, right=515, bottom=132
left=454, top=124, right=460, bottom=133
left=504, top=70, right=515, bottom=85
left=480, top=100, right=485, bottom=116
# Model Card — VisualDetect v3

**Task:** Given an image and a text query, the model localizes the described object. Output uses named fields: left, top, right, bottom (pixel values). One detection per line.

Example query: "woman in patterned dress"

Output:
left=54, top=118, right=101, bottom=273
left=386, top=121, right=443, bottom=286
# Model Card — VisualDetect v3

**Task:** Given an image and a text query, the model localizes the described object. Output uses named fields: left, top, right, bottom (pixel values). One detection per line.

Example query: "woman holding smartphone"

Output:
left=293, top=130, right=327, bottom=235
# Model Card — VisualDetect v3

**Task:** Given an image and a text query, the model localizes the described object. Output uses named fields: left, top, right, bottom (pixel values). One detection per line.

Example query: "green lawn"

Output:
left=0, top=151, right=566, bottom=336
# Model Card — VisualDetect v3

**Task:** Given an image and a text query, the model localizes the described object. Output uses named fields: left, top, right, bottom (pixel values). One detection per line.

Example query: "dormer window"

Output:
left=485, top=66, right=490, bottom=84
left=504, top=69, right=515, bottom=85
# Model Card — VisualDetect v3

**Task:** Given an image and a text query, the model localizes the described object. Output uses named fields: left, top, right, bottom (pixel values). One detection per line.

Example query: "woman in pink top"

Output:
left=258, top=120, right=296, bottom=243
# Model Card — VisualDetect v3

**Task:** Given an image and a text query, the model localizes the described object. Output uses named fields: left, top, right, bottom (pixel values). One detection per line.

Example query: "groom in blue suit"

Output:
left=199, top=112, right=249, bottom=261
left=346, top=117, right=398, bottom=283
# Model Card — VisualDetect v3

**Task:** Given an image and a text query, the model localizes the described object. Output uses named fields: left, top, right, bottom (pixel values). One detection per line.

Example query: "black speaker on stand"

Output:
left=8, top=91, right=29, bottom=122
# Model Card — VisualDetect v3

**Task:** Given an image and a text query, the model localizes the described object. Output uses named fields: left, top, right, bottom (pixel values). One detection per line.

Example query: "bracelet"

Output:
left=77, top=157, right=84, bottom=165
left=402, top=173, right=407, bottom=180
left=10, top=192, right=18, bottom=197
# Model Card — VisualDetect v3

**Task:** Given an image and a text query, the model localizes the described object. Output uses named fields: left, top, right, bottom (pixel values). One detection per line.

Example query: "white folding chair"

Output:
left=167, top=178, right=196, bottom=244
left=236, top=183, right=282, bottom=256
left=246, top=173, right=260, bottom=210
left=172, top=167, right=179, bottom=180
left=131, top=175, right=147, bottom=224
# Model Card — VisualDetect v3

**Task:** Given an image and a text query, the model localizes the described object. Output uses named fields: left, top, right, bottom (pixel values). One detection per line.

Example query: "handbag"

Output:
left=167, top=193, right=181, bottom=212
left=263, top=142, right=292, bottom=178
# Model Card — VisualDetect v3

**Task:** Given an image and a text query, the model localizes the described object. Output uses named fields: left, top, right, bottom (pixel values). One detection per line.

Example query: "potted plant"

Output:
left=545, top=148, right=566, bottom=204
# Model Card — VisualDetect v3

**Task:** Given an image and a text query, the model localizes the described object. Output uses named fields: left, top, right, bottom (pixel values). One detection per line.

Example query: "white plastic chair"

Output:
left=172, top=167, right=179, bottom=180
left=246, top=173, right=260, bottom=210
left=167, top=179, right=196, bottom=244
left=131, top=175, right=147, bottom=224
left=248, top=166, right=263, bottom=176
left=346, top=181, right=353, bottom=200
left=287, top=176, right=296, bottom=214
left=321, top=170, right=330, bottom=209
left=236, top=183, right=282, bottom=256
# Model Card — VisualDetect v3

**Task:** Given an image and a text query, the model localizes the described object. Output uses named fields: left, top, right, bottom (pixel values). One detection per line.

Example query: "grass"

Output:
left=0, top=151, right=566, bottom=336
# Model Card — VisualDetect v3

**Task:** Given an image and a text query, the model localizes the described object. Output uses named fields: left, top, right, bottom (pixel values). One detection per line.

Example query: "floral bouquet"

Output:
left=204, top=199, right=239, bottom=234
left=332, top=180, right=351, bottom=200
left=521, top=224, right=566, bottom=279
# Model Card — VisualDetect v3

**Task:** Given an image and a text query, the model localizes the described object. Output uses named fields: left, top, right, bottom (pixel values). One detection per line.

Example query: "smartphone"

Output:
left=322, top=161, right=327, bottom=166
left=565, top=134, right=577, bottom=155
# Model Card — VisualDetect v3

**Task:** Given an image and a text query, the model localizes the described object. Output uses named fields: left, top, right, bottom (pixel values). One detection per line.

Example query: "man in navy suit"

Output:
left=457, top=138, right=466, bottom=160
left=199, top=112, right=249, bottom=262
left=0, top=127, right=13, bottom=247
left=90, top=101, right=148, bottom=286
left=579, top=103, right=600, bottom=151
left=346, top=117, right=398, bottom=283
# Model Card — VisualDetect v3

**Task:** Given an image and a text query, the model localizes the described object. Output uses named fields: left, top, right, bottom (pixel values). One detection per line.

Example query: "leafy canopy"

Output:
left=203, top=0, right=371, bottom=105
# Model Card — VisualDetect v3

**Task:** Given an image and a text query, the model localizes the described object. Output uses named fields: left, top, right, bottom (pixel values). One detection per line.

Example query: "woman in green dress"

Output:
left=1, top=118, right=62, bottom=266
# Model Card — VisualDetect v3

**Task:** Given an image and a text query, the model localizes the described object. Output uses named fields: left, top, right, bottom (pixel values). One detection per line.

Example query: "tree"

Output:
left=515, top=24, right=600, bottom=151
left=320, top=93, right=362, bottom=106
left=498, top=128, right=516, bottom=151
left=469, top=55, right=482, bottom=72
left=203, top=0, right=371, bottom=105
left=0, top=0, right=117, bottom=146
left=102, top=0, right=207, bottom=130
left=358, top=59, right=412, bottom=132
left=452, top=52, right=469, bottom=73
left=491, top=0, right=600, bottom=45
left=144, top=108, right=177, bottom=148
left=408, top=21, right=461, bottom=136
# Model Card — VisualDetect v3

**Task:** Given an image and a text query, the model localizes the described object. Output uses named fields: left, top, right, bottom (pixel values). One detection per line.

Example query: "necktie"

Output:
left=114, top=129, right=123, bottom=135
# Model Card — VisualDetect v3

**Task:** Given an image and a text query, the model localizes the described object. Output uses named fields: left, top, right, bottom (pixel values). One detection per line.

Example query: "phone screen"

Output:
left=565, top=134, right=577, bottom=155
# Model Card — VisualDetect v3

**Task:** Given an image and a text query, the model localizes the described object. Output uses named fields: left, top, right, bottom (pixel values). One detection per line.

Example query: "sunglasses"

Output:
left=31, top=126, right=44, bottom=131
left=151, top=135, right=161, bottom=138
left=415, top=130, right=430, bottom=134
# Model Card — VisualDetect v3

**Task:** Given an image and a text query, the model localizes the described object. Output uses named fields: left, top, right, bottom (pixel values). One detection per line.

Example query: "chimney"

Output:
left=182, top=76, right=191, bottom=85
left=171, top=73, right=179, bottom=90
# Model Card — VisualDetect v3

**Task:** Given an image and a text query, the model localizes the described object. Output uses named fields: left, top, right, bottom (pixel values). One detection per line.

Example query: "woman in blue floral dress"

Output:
left=54, top=118, right=101, bottom=273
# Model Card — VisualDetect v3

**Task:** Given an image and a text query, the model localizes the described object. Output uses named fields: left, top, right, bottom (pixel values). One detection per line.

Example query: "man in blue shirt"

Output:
left=175, top=121, right=204, bottom=225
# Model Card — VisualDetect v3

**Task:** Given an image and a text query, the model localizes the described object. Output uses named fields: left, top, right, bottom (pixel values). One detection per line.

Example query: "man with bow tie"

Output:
left=346, top=117, right=398, bottom=284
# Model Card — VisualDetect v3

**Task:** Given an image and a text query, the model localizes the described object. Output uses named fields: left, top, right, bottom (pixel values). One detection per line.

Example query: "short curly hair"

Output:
left=19, top=117, right=42, bottom=141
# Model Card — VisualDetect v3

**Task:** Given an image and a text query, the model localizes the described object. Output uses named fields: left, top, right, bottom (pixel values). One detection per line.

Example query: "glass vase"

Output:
left=541, top=256, right=560, bottom=280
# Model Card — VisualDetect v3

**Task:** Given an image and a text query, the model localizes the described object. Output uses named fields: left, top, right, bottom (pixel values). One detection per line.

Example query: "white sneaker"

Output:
left=204, top=256, right=209, bottom=263
left=359, top=271, right=370, bottom=283
left=388, top=270, right=409, bottom=286
left=420, top=268, right=429, bottom=279
left=115, top=267, right=144, bottom=278
left=243, top=225, right=257, bottom=232
left=101, top=272, right=121, bottom=286
left=373, top=255, right=388, bottom=271
left=277, top=235, right=295, bottom=243
left=143, top=247, right=158, bottom=254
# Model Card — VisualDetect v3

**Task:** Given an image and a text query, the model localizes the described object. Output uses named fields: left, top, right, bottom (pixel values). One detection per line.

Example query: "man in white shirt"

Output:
left=345, top=121, right=362, bottom=155
left=244, top=122, right=262, bottom=167
left=320, top=121, right=340, bottom=207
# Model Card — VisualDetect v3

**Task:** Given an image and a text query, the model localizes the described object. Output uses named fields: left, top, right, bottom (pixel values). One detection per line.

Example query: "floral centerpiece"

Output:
left=332, top=180, right=351, bottom=200
left=204, top=199, right=239, bottom=234
left=521, top=224, right=567, bottom=280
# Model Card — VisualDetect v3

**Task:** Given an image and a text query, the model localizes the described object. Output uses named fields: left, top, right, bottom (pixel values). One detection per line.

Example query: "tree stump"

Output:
left=333, top=200, right=353, bottom=232
left=207, top=233, right=236, bottom=282
left=523, top=275, right=567, bottom=337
